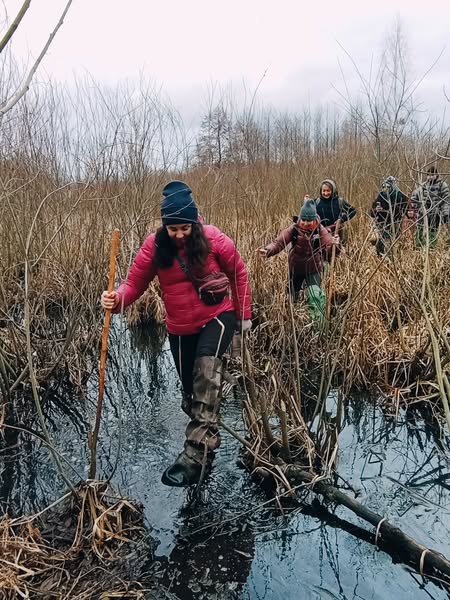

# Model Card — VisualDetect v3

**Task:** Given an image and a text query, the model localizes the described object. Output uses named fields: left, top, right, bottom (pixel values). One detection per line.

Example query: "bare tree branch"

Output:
left=0, top=0, right=73, bottom=115
left=0, top=0, right=31, bottom=54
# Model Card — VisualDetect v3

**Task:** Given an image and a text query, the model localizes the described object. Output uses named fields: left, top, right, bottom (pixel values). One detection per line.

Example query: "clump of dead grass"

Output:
left=0, top=481, right=156, bottom=599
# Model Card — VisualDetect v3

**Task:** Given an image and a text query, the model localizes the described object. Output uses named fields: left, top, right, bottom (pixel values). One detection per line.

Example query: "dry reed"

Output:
left=0, top=481, right=153, bottom=599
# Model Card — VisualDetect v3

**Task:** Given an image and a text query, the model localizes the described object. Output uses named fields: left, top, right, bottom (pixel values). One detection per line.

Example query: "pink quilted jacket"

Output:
left=114, top=225, right=251, bottom=335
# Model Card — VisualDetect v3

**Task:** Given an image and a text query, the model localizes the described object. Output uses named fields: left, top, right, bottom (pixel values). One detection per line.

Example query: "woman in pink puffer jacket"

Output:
left=101, top=181, right=251, bottom=487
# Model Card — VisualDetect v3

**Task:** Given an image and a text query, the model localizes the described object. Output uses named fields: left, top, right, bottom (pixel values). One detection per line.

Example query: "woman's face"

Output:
left=166, top=223, right=192, bottom=242
left=299, top=218, right=318, bottom=232
left=321, top=184, right=333, bottom=199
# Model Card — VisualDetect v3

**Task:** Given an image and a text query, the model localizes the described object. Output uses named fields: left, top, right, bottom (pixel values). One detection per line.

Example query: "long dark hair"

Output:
left=153, top=223, right=211, bottom=270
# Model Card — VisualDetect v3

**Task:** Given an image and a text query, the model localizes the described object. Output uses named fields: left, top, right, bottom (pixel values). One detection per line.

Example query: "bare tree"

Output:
left=0, top=0, right=73, bottom=116
left=335, top=20, right=444, bottom=170
left=0, top=0, right=31, bottom=54
left=196, top=83, right=235, bottom=167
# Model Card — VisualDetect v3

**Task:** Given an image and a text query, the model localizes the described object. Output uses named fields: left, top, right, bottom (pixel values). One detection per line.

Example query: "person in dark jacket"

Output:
left=258, top=198, right=338, bottom=327
left=410, top=166, right=450, bottom=248
left=315, top=178, right=357, bottom=239
left=370, top=176, right=409, bottom=257
left=101, top=181, right=251, bottom=487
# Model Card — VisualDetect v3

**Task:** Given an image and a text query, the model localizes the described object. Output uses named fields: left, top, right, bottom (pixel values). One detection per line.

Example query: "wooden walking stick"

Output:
left=89, top=228, right=120, bottom=480
left=326, top=219, right=341, bottom=322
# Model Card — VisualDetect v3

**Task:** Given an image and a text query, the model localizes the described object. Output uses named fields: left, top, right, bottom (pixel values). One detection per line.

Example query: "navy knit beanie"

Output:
left=161, top=180, right=198, bottom=225
left=300, top=198, right=318, bottom=221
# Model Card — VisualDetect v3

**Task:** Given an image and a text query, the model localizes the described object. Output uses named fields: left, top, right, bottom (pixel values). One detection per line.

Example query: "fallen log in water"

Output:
left=282, top=462, right=450, bottom=584
left=220, top=419, right=450, bottom=587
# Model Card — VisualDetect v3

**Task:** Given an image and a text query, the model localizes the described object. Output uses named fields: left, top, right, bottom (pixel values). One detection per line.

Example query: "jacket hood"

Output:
left=382, top=176, right=399, bottom=193
left=320, top=178, right=337, bottom=197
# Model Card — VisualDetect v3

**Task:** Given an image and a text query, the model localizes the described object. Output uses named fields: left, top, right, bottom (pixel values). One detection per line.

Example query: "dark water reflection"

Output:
left=1, top=322, right=450, bottom=599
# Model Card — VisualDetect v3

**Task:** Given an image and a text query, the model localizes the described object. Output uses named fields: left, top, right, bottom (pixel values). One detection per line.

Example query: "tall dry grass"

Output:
left=1, top=128, right=449, bottom=402
left=1, top=32, right=450, bottom=597
left=0, top=73, right=449, bottom=490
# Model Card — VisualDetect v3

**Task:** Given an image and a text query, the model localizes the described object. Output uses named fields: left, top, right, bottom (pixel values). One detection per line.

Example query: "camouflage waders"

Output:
left=415, top=218, right=440, bottom=249
left=162, top=312, right=235, bottom=487
left=162, top=356, right=224, bottom=487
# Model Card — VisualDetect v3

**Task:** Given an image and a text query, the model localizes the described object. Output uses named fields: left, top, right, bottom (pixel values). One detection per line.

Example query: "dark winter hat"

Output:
left=300, top=198, right=318, bottom=221
left=161, top=180, right=198, bottom=225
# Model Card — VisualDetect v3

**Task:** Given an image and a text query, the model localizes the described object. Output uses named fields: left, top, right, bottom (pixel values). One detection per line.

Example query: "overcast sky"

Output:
left=3, top=0, right=450, bottom=126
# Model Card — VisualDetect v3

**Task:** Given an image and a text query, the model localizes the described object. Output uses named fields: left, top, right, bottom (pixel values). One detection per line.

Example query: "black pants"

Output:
left=416, top=213, right=441, bottom=248
left=289, top=272, right=322, bottom=299
left=375, top=222, right=401, bottom=256
left=168, top=311, right=236, bottom=395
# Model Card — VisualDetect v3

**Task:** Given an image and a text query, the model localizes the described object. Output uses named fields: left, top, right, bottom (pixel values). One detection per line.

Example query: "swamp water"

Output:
left=1, top=324, right=450, bottom=600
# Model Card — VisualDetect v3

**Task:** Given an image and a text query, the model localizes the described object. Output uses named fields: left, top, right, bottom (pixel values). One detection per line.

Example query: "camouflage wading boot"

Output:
left=161, top=356, right=223, bottom=487
left=181, top=391, right=193, bottom=416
